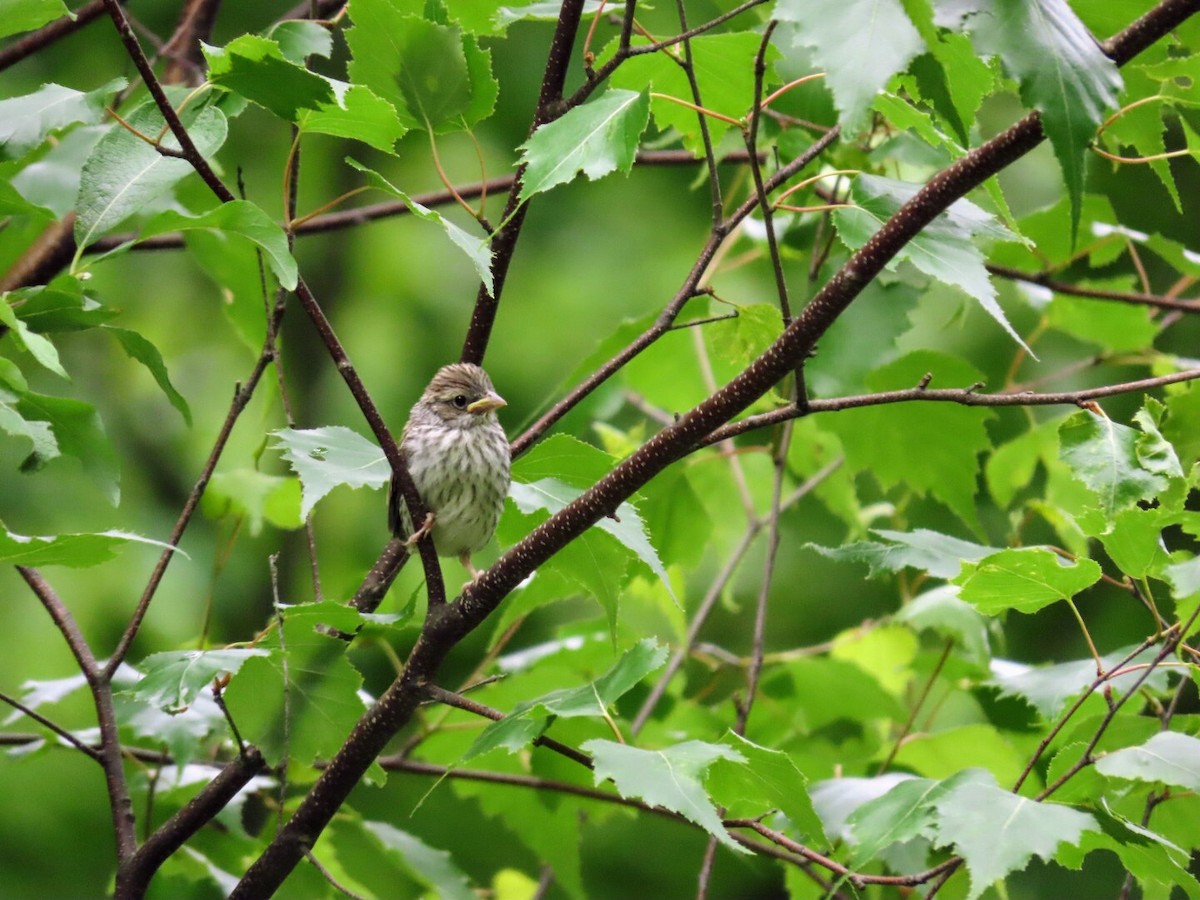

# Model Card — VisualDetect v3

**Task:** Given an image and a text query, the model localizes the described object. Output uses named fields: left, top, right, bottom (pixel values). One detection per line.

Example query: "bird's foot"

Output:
left=460, top=552, right=484, bottom=582
left=404, top=511, right=437, bottom=547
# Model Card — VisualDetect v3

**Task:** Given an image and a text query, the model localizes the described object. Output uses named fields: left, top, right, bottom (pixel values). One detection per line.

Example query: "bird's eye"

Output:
left=452, top=395, right=468, bottom=409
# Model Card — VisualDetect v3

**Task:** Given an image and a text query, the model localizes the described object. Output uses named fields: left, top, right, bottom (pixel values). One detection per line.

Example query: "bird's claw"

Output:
left=404, top=511, right=437, bottom=547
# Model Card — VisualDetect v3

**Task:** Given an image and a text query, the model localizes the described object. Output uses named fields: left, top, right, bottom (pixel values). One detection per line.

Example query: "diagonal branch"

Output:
left=226, top=1, right=1200, bottom=892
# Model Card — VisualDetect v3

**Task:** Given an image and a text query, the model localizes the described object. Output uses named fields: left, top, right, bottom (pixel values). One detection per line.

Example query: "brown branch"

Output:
left=0, top=689, right=101, bottom=761
left=423, top=684, right=593, bottom=768
left=509, top=126, right=842, bottom=460
left=702, top=367, right=1200, bottom=445
left=17, top=567, right=137, bottom=865
left=987, top=263, right=1200, bottom=313
left=0, top=0, right=118, bottom=72
left=459, top=0, right=587, bottom=366
left=100, top=0, right=235, bottom=203
left=231, top=3, right=1200, bottom=893
left=115, top=747, right=266, bottom=899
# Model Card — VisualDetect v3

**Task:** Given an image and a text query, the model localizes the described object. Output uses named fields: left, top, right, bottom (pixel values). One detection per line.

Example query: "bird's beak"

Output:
left=467, top=391, right=507, bottom=414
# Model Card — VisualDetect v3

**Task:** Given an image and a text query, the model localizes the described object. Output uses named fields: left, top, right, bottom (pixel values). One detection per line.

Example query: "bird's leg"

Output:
left=459, top=552, right=484, bottom=581
left=404, top=511, right=436, bottom=547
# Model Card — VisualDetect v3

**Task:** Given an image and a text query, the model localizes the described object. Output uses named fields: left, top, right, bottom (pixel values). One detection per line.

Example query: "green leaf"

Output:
left=991, top=644, right=1167, bottom=719
left=0, top=299, right=68, bottom=378
left=1066, top=809, right=1200, bottom=900
left=463, top=639, right=668, bottom=760
left=834, top=176, right=1029, bottom=352
left=271, top=426, right=389, bottom=518
left=138, top=200, right=298, bottom=290
left=0, top=79, right=125, bottom=160
left=0, top=391, right=56, bottom=463
left=1046, top=295, right=1158, bottom=354
left=938, top=0, right=1122, bottom=237
left=518, top=89, right=650, bottom=202
left=362, top=822, right=477, bottom=900
left=824, top=351, right=995, bottom=528
left=607, top=34, right=772, bottom=155
left=10, top=277, right=117, bottom=332
left=582, top=739, right=749, bottom=854
left=202, top=35, right=335, bottom=121
left=896, top=585, right=992, bottom=665
left=0, top=526, right=179, bottom=568
left=510, top=477, right=672, bottom=602
left=1095, top=732, right=1200, bottom=791
left=930, top=773, right=1098, bottom=900
left=1098, top=507, right=1170, bottom=580
left=807, top=527, right=998, bottom=578
left=204, top=469, right=303, bottom=535
left=16, top=392, right=119, bottom=503
left=75, top=102, right=228, bottom=248
left=845, top=768, right=989, bottom=865
left=955, top=547, right=1102, bottom=615
left=104, top=326, right=191, bottom=425
left=346, top=160, right=492, bottom=293
left=775, top=0, right=923, bottom=130
left=130, top=648, right=270, bottom=712
left=298, top=83, right=407, bottom=153
left=708, top=733, right=826, bottom=840
left=347, top=5, right=494, bottom=133
left=1058, top=412, right=1167, bottom=523
left=0, top=0, right=68, bottom=40
left=222, top=601, right=373, bottom=775
left=266, top=19, right=334, bottom=62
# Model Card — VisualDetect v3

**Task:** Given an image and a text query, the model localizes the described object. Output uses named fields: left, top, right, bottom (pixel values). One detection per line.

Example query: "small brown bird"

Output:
left=389, top=363, right=511, bottom=578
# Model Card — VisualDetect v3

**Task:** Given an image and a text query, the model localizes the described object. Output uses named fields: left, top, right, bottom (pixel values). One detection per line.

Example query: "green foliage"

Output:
left=2, top=0, right=1200, bottom=898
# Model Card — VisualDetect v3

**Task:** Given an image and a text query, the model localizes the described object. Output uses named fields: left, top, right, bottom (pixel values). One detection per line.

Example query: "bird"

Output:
left=388, top=363, right=511, bottom=580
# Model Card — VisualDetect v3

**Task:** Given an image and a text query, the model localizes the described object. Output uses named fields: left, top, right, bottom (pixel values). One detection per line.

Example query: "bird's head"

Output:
left=420, top=363, right=506, bottom=428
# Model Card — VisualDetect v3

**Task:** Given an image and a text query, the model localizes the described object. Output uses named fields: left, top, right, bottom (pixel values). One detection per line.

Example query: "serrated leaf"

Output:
left=75, top=102, right=228, bottom=248
left=518, top=89, right=650, bottom=201
left=222, top=601, right=373, bottom=776
left=776, top=0, right=923, bottom=129
left=104, top=326, right=191, bottom=425
left=824, top=351, right=995, bottom=528
left=463, top=639, right=667, bottom=760
left=203, top=35, right=335, bottom=121
left=834, top=176, right=1030, bottom=352
left=845, top=768, right=990, bottom=865
left=938, top=0, right=1121, bottom=238
left=990, top=644, right=1167, bottom=719
left=299, top=83, right=407, bottom=153
left=930, top=774, right=1098, bottom=900
left=131, top=648, right=270, bottom=711
left=510, top=478, right=672, bottom=601
left=0, top=526, right=181, bottom=568
left=0, top=79, right=125, bottom=160
left=1059, top=412, right=1167, bottom=523
left=955, top=547, right=1102, bottom=615
left=363, top=822, right=476, bottom=900
left=138, top=200, right=298, bottom=290
left=808, top=773, right=918, bottom=841
left=345, top=160, right=491, bottom=292
left=582, top=739, right=749, bottom=854
left=347, top=5, right=494, bottom=133
left=708, top=734, right=826, bottom=840
left=1095, top=732, right=1200, bottom=791
left=15, top=392, right=119, bottom=503
left=271, top=426, right=389, bottom=518
left=807, top=527, right=998, bottom=578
